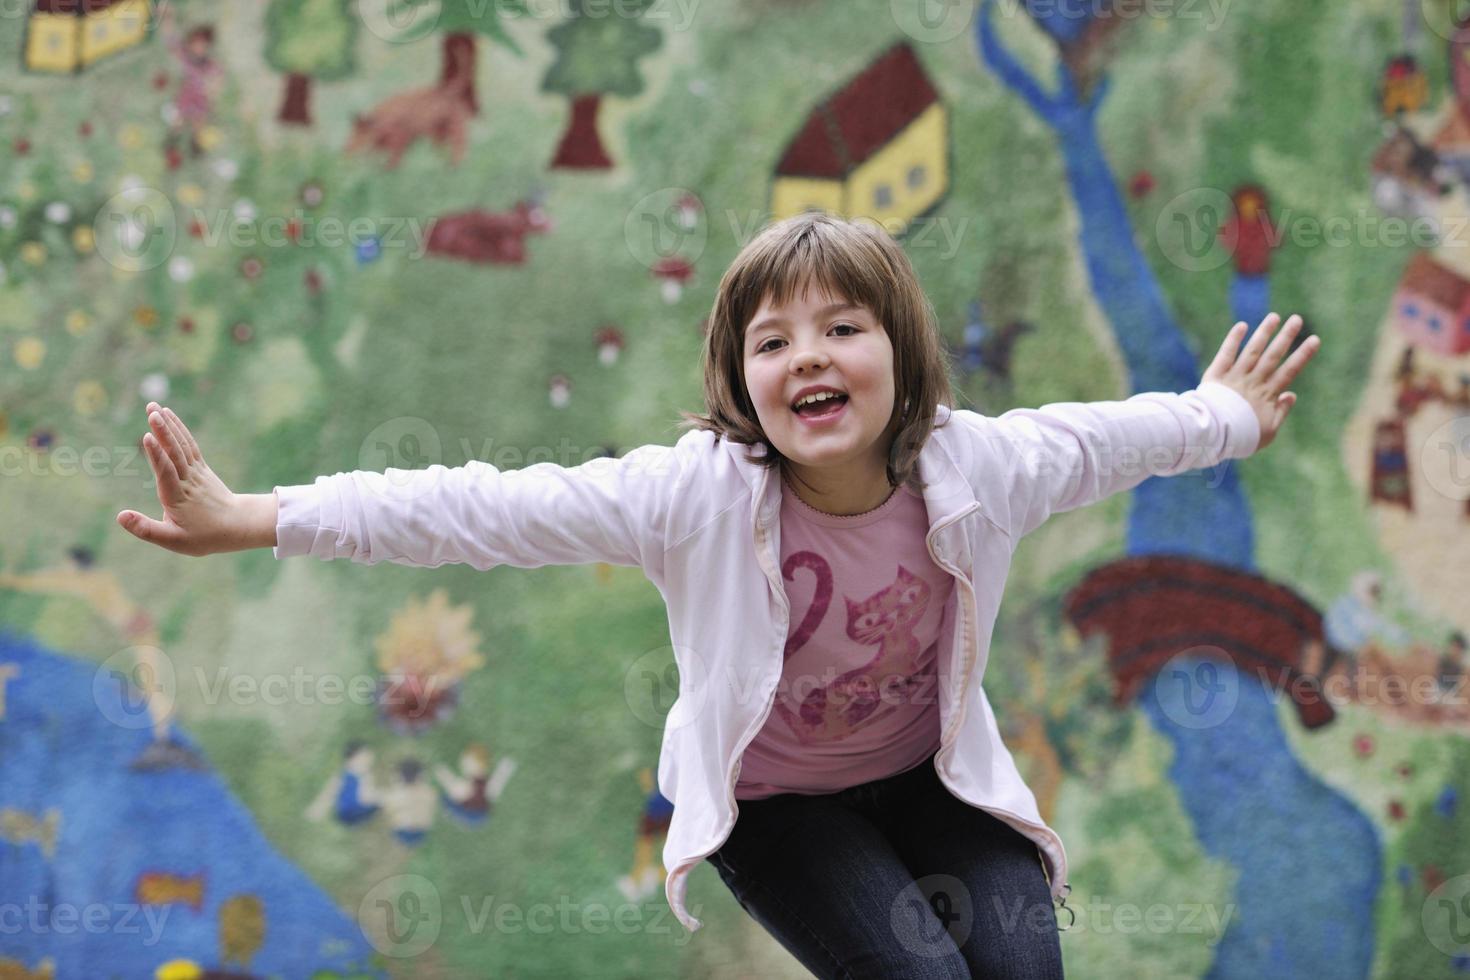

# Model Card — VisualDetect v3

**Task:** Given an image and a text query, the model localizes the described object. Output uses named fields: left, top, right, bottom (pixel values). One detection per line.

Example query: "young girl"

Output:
left=116, top=213, right=1320, bottom=978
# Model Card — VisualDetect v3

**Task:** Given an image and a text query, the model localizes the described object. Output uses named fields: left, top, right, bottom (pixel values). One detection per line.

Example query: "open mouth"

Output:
left=791, top=393, right=849, bottom=422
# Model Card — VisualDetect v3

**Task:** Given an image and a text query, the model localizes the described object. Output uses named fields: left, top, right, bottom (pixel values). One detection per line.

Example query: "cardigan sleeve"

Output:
left=956, top=381, right=1260, bottom=541
left=272, top=441, right=684, bottom=582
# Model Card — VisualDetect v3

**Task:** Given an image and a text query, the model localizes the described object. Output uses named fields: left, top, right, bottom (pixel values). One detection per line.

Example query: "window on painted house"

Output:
left=874, top=184, right=893, bottom=208
left=907, top=165, right=926, bottom=190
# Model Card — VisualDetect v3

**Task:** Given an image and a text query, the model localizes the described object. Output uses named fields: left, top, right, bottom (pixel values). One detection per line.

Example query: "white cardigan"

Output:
left=273, top=381, right=1261, bottom=933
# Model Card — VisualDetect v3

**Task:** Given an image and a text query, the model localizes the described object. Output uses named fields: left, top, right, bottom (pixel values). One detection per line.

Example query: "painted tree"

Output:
left=392, top=0, right=530, bottom=114
left=542, top=0, right=663, bottom=170
left=264, top=0, right=358, bottom=126
left=976, top=1, right=1381, bottom=976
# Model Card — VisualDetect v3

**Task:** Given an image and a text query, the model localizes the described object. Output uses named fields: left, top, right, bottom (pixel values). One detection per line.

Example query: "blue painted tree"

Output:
left=976, top=2, right=1381, bottom=977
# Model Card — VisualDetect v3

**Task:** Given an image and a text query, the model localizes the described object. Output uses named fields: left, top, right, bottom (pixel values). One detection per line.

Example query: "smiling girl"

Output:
left=118, top=212, right=1319, bottom=978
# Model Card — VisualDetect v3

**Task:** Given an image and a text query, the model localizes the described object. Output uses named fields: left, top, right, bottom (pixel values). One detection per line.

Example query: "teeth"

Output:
left=793, top=391, right=845, bottom=409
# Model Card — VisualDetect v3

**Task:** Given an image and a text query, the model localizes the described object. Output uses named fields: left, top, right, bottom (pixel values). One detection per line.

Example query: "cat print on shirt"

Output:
left=773, top=552, right=932, bottom=744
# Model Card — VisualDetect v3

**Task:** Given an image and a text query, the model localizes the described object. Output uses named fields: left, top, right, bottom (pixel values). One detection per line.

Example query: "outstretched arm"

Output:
left=272, top=442, right=685, bottom=581
left=955, top=313, right=1321, bottom=540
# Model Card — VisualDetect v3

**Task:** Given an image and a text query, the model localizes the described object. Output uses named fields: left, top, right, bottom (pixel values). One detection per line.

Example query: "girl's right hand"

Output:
left=117, top=402, right=246, bottom=557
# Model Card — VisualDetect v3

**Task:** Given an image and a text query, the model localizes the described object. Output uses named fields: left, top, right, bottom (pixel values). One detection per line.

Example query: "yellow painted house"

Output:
left=771, top=42, right=950, bottom=234
left=24, top=0, right=152, bottom=74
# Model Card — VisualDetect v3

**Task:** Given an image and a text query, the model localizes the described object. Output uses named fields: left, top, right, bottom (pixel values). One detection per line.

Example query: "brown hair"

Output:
left=676, top=211, right=955, bottom=492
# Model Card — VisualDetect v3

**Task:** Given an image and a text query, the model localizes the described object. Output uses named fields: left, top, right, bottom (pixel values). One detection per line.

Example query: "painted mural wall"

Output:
left=0, top=0, right=1467, bottom=977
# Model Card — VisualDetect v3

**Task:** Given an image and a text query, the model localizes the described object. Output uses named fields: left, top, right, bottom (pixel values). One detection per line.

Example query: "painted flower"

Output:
left=73, top=380, right=107, bottom=416
left=13, top=337, right=45, bottom=370
left=65, top=311, right=92, bottom=336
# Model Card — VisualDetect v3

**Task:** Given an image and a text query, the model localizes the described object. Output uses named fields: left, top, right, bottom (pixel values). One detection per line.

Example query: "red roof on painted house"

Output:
left=1399, top=250, right=1470, bottom=311
left=775, top=42, right=940, bottom=180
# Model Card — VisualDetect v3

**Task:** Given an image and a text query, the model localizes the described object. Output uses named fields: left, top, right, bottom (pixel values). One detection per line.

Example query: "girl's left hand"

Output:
left=1200, top=312, right=1322, bottom=453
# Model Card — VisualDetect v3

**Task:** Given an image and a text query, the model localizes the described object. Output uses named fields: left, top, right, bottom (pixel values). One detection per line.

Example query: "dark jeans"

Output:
left=707, top=752, right=1066, bottom=979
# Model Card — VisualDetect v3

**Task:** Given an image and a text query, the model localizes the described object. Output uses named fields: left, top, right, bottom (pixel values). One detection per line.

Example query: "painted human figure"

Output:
left=160, top=4, right=222, bottom=158
left=434, top=744, right=516, bottom=824
left=1323, top=570, right=1409, bottom=671
left=0, top=547, right=200, bottom=769
left=616, top=767, right=673, bottom=901
left=305, top=741, right=381, bottom=826
left=382, top=758, right=438, bottom=846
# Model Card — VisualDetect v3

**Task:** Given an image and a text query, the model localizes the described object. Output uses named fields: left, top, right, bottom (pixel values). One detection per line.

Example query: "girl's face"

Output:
left=742, top=282, right=897, bottom=486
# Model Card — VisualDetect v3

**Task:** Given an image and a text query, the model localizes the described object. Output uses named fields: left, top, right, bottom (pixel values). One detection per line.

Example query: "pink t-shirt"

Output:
left=734, top=474, right=953, bottom=800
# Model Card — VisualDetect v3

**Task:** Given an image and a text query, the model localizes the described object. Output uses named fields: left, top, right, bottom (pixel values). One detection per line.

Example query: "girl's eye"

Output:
left=756, top=323, right=859, bottom=353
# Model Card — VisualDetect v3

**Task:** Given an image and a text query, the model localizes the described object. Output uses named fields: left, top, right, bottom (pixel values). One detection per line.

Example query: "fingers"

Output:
left=142, top=429, right=182, bottom=500
left=1255, top=314, right=1304, bottom=377
left=1207, top=321, right=1247, bottom=379
left=146, top=407, right=188, bottom=475
left=147, top=402, right=203, bottom=465
left=166, top=407, right=201, bottom=463
left=1272, top=391, right=1297, bottom=434
left=1237, top=312, right=1282, bottom=374
left=117, top=510, right=184, bottom=551
left=1269, top=327, right=1322, bottom=392
left=151, top=411, right=187, bottom=474
left=155, top=406, right=190, bottom=465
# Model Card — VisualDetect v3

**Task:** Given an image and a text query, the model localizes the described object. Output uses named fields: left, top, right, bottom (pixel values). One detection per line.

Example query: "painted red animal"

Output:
left=425, top=198, right=554, bottom=265
left=345, top=85, right=469, bottom=169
